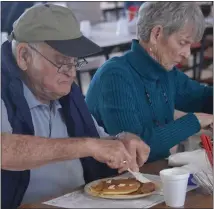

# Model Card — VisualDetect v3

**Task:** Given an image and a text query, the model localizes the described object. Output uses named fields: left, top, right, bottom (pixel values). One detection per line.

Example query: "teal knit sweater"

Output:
left=86, top=40, right=213, bottom=162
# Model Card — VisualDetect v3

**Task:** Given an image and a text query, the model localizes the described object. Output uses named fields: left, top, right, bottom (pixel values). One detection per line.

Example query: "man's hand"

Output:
left=116, top=132, right=150, bottom=173
left=88, top=138, right=132, bottom=171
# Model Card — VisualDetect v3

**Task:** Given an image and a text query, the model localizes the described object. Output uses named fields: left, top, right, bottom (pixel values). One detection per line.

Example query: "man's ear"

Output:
left=16, top=43, right=32, bottom=71
left=149, top=25, right=164, bottom=45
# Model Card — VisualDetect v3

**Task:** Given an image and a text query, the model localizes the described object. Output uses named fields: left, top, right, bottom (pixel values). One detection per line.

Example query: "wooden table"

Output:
left=20, top=160, right=213, bottom=209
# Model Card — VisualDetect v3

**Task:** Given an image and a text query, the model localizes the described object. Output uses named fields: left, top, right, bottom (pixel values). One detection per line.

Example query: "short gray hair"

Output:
left=11, top=40, right=20, bottom=59
left=137, top=2, right=205, bottom=42
left=11, top=40, right=41, bottom=59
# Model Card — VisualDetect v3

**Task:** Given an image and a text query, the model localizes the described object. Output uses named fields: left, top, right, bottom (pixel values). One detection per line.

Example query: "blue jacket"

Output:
left=1, top=41, right=117, bottom=209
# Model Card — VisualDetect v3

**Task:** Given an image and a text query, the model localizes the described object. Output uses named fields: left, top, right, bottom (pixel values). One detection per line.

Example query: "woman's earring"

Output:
left=149, top=46, right=154, bottom=56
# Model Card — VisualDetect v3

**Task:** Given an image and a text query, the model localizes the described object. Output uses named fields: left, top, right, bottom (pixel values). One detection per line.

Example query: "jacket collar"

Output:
left=126, top=39, right=169, bottom=81
left=2, top=41, right=35, bottom=133
left=1, top=41, right=22, bottom=79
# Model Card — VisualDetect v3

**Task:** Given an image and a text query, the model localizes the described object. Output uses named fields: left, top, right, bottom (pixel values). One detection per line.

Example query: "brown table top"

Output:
left=20, top=159, right=213, bottom=209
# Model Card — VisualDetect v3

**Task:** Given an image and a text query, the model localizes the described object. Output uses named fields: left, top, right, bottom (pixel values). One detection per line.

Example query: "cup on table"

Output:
left=80, top=20, right=91, bottom=38
left=160, top=167, right=190, bottom=208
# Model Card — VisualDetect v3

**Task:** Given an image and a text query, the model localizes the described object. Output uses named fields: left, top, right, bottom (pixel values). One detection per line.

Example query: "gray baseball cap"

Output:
left=8, top=3, right=101, bottom=57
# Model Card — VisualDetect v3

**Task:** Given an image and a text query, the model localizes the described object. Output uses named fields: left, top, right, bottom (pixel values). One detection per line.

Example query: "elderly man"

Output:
left=1, top=4, right=150, bottom=209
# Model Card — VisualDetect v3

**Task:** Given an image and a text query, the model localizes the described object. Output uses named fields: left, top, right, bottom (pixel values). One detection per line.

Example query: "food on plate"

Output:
left=90, top=178, right=140, bottom=195
left=90, top=177, right=156, bottom=196
left=131, top=182, right=156, bottom=195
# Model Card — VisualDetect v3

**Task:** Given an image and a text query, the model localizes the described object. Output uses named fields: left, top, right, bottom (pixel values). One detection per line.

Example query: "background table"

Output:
left=89, top=21, right=136, bottom=59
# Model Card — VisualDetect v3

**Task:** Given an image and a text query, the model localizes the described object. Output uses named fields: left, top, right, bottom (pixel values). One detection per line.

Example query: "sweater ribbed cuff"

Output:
left=153, top=112, right=201, bottom=153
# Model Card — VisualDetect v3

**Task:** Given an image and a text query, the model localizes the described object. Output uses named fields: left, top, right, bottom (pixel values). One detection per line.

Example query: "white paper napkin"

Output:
left=168, top=149, right=206, bottom=166
left=168, top=149, right=212, bottom=173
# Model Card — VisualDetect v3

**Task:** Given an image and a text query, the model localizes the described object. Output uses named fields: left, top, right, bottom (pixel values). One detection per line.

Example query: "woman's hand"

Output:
left=194, top=113, right=213, bottom=129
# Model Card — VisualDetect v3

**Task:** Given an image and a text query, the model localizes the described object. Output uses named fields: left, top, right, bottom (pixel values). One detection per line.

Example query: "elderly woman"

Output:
left=86, top=2, right=213, bottom=162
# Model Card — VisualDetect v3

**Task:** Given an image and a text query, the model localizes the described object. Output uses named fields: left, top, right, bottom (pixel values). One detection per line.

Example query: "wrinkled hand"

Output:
left=90, top=138, right=132, bottom=171
left=194, top=113, right=213, bottom=129
left=116, top=132, right=150, bottom=173
left=207, top=122, right=213, bottom=133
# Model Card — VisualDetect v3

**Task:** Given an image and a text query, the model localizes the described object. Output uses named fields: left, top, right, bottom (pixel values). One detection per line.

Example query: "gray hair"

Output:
left=137, top=2, right=205, bottom=42
left=11, top=40, right=20, bottom=59
left=11, top=40, right=41, bottom=59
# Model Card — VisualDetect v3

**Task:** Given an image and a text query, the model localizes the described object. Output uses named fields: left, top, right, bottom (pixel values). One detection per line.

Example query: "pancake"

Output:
left=130, top=182, right=156, bottom=195
left=90, top=178, right=141, bottom=195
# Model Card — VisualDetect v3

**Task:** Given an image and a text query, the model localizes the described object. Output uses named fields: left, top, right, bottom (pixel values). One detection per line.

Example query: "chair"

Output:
left=76, top=56, right=106, bottom=94
left=177, top=28, right=213, bottom=84
left=76, top=52, right=124, bottom=95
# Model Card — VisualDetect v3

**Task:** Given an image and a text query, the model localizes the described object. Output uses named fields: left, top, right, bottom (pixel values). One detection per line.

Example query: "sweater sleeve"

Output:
left=174, top=69, right=213, bottom=114
left=99, top=68, right=201, bottom=160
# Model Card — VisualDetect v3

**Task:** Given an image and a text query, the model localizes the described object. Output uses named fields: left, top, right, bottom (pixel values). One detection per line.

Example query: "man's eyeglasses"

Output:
left=28, top=44, right=88, bottom=73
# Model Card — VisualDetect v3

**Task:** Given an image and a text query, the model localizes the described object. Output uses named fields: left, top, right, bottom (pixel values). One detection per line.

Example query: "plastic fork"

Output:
left=127, top=168, right=151, bottom=183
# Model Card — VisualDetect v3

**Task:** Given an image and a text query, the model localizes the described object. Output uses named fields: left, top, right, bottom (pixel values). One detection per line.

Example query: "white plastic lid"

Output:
left=160, top=168, right=190, bottom=181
